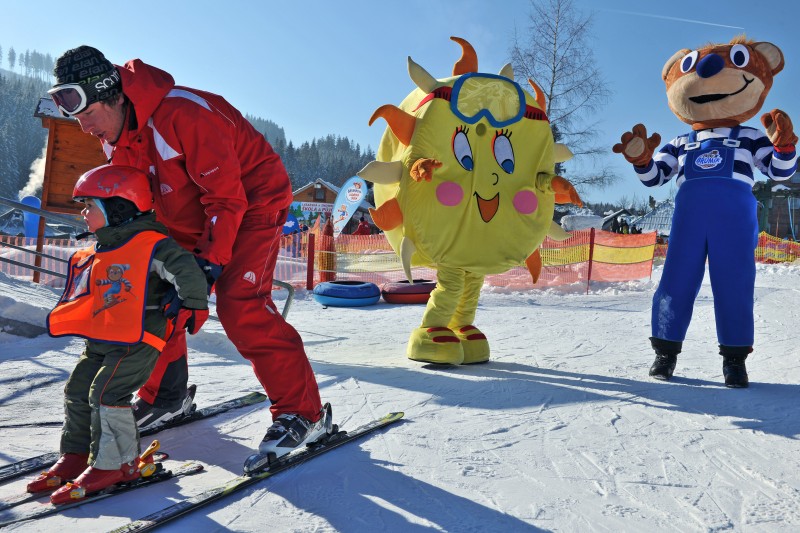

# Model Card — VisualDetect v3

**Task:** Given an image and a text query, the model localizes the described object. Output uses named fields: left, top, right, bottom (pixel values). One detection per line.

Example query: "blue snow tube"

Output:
left=312, top=281, right=381, bottom=307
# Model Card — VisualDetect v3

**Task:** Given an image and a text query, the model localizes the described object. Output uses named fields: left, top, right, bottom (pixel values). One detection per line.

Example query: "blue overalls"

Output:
left=652, top=127, right=758, bottom=347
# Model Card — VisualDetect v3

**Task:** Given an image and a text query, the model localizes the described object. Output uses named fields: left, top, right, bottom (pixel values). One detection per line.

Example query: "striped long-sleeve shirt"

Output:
left=635, top=126, right=798, bottom=188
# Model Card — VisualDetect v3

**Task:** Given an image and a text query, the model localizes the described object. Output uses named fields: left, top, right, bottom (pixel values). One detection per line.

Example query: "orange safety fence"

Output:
left=756, top=232, right=800, bottom=263
left=275, top=228, right=658, bottom=291
left=0, top=236, right=85, bottom=287
left=590, top=230, right=657, bottom=283
left=6, top=230, right=797, bottom=292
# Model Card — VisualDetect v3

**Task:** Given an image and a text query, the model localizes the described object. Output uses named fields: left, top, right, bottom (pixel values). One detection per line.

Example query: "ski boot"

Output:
left=721, top=345, right=752, bottom=388
left=648, top=337, right=681, bottom=380
left=49, top=440, right=160, bottom=504
left=26, top=452, right=89, bottom=493
left=133, top=384, right=196, bottom=431
left=245, top=403, right=334, bottom=472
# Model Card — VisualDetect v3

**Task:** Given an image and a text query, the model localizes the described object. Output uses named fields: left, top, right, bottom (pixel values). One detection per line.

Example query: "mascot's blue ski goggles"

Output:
left=414, top=73, right=548, bottom=127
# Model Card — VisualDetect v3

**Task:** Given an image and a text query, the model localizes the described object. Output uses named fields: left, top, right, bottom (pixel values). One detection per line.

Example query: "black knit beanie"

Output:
left=53, top=46, right=121, bottom=103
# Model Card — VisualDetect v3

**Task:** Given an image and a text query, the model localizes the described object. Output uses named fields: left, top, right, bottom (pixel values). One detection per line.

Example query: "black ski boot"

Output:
left=648, top=337, right=682, bottom=380
left=721, top=345, right=752, bottom=388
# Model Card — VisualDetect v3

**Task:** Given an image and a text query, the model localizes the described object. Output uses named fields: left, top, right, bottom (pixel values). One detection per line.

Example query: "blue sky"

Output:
left=4, top=0, right=799, bottom=205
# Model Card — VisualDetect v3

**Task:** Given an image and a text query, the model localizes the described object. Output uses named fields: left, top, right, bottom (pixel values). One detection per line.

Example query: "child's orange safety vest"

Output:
left=48, top=231, right=168, bottom=351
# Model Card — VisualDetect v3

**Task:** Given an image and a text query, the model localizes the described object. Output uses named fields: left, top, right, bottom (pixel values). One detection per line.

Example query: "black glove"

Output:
left=160, top=287, right=182, bottom=319
left=194, top=257, right=223, bottom=296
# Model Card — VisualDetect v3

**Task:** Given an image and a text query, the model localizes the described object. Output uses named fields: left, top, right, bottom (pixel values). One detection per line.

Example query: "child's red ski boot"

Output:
left=26, top=453, right=89, bottom=493
left=49, top=440, right=160, bottom=504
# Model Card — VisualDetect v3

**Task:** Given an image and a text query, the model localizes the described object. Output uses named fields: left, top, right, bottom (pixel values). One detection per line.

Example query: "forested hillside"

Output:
left=273, top=135, right=375, bottom=190
left=0, top=70, right=49, bottom=200
left=247, top=114, right=374, bottom=190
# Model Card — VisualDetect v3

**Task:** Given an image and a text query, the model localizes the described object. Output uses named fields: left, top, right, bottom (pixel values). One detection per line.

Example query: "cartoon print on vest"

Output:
left=94, top=263, right=132, bottom=316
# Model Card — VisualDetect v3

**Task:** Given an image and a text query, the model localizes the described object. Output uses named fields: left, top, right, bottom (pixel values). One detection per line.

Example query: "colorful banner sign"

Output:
left=283, top=212, right=300, bottom=235
left=21, top=196, right=41, bottom=239
left=331, top=176, right=367, bottom=237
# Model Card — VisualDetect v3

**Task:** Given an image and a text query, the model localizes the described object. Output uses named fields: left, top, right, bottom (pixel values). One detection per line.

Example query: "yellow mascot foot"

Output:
left=455, top=325, right=490, bottom=364
left=407, top=327, right=465, bottom=365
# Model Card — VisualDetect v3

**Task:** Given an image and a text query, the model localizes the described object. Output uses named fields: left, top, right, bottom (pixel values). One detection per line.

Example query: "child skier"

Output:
left=26, top=165, right=209, bottom=504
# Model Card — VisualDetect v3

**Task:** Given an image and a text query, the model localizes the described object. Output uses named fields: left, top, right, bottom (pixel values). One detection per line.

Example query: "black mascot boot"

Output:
left=648, top=337, right=682, bottom=380
left=720, top=345, right=752, bottom=388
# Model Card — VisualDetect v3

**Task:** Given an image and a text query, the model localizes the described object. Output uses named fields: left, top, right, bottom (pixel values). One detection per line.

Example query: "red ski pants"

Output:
left=138, top=209, right=323, bottom=422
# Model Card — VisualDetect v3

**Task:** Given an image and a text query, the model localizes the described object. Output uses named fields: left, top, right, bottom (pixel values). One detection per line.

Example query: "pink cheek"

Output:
left=436, top=182, right=464, bottom=206
left=513, top=190, right=538, bottom=215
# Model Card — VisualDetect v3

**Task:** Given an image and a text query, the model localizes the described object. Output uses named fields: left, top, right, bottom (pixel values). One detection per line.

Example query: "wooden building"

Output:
left=753, top=172, right=800, bottom=240
left=291, top=178, right=373, bottom=233
left=34, top=98, right=107, bottom=216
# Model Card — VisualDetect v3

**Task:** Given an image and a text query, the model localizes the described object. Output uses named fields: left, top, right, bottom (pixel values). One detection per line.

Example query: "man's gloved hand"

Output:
left=174, top=307, right=209, bottom=335
left=194, top=257, right=223, bottom=296
left=160, top=287, right=182, bottom=319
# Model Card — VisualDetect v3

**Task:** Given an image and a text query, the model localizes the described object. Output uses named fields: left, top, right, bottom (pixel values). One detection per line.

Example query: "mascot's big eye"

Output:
left=493, top=131, right=515, bottom=174
left=730, top=44, right=750, bottom=68
left=452, top=127, right=474, bottom=171
left=680, top=50, right=699, bottom=73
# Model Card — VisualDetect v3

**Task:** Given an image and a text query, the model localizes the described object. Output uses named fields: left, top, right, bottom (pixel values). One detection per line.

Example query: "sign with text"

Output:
left=331, top=176, right=368, bottom=237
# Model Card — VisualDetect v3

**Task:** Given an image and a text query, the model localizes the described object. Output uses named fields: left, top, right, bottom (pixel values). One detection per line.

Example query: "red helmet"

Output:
left=73, top=165, right=153, bottom=212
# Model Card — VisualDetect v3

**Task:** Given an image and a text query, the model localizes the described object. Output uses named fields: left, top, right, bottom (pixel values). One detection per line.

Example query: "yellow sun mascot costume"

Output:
left=358, top=37, right=582, bottom=365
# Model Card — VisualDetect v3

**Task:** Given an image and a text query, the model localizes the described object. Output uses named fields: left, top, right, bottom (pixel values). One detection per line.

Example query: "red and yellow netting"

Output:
left=273, top=229, right=658, bottom=290
left=5, top=230, right=797, bottom=291
left=755, top=232, right=800, bottom=263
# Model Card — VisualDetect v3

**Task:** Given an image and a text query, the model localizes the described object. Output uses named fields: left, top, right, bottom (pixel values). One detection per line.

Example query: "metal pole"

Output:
left=0, top=196, right=86, bottom=230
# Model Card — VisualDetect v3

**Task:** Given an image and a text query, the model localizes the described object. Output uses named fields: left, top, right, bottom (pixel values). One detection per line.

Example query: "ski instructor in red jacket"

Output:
left=49, top=45, right=329, bottom=460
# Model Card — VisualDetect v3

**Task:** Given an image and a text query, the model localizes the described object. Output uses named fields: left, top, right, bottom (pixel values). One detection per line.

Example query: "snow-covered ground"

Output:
left=1, top=261, right=800, bottom=532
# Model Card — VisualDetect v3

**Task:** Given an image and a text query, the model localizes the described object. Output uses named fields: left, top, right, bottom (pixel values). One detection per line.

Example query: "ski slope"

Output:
left=1, top=261, right=799, bottom=532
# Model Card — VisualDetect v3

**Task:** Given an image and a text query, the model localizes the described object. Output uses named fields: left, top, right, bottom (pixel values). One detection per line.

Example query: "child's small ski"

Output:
left=0, top=391, right=266, bottom=484
left=108, top=411, right=404, bottom=533
left=0, top=461, right=204, bottom=527
left=0, top=452, right=169, bottom=513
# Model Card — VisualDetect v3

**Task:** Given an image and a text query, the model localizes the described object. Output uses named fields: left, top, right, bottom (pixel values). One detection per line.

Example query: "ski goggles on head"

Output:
left=48, top=83, right=94, bottom=116
left=414, top=73, right=548, bottom=128
left=49, top=71, right=120, bottom=117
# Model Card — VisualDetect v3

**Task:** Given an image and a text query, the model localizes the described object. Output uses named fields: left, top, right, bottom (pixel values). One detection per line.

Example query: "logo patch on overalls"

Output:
left=694, top=149, right=723, bottom=170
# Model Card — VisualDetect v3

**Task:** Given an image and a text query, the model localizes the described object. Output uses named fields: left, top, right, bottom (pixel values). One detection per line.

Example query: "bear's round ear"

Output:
left=662, top=49, right=691, bottom=81
left=753, top=42, right=784, bottom=75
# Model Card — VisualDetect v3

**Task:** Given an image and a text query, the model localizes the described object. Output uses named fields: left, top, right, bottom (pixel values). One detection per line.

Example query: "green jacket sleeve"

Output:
left=151, top=239, right=210, bottom=310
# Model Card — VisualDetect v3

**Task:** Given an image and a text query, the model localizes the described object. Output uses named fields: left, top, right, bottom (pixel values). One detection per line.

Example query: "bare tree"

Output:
left=510, top=0, right=617, bottom=193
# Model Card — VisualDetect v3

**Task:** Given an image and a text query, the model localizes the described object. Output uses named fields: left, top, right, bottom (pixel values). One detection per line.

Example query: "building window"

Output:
left=314, top=183, right=325, bottom=201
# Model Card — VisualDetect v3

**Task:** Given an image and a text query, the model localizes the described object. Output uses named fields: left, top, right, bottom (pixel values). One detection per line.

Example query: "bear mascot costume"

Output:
left=613, top=37, right=798, bottom=387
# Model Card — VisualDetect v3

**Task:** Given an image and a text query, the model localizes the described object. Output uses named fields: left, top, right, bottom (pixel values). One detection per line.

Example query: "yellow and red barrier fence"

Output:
left=4, top=230, right=797, bottom=291
left=756, top=232, right=800, bottom=263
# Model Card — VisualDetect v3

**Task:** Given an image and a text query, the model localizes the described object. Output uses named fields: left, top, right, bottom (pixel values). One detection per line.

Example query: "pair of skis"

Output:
left=0, top=403, right=404, bottom=530
left=0, top=390, right=268, bottom=485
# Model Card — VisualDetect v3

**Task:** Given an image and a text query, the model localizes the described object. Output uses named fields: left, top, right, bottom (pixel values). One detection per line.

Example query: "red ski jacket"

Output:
left=103, top=59, right=293, bottom=266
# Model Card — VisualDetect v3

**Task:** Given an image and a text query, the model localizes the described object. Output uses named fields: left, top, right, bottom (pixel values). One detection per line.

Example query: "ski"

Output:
left=109, top=411, right=404, bottom=533
left=0, top=452, right=169, bottom=513
left=0, top=391, right=266, bottom=484
left=0, top=461, right=204, bottom=527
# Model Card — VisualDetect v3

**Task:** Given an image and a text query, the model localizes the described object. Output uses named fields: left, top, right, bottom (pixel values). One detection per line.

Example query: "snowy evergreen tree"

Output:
left=0, top=72, right=48, bottom=199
